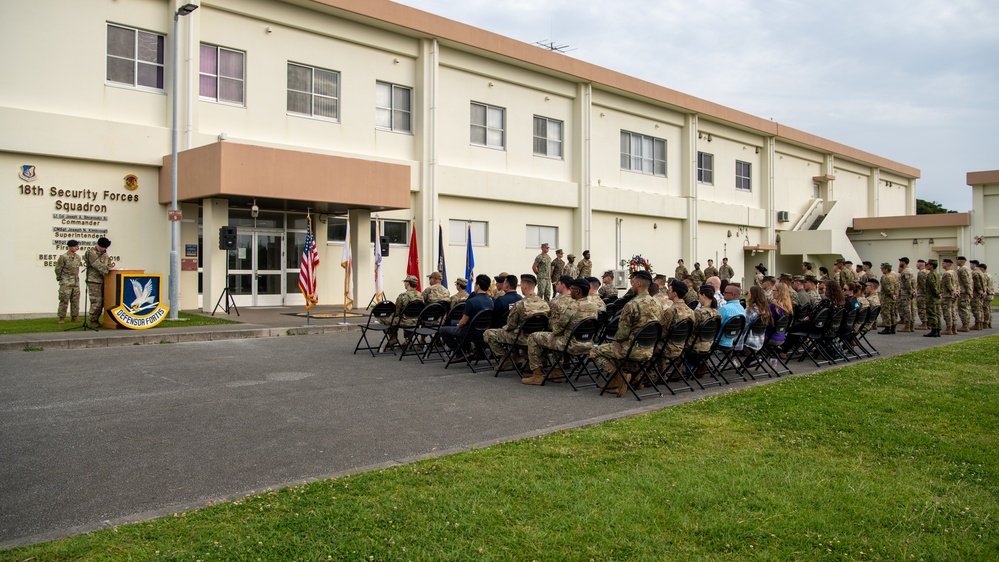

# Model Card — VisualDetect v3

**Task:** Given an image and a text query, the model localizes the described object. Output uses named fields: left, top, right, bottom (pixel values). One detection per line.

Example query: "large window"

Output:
left=736, top=160, right=752, bottom=191
left=620, top=131, right=666, bottom=176
left=449, top=219, right=489, bottom=246
left=106, top=24, right=165, bottom=90
left=470, top=103, right=505, bottom=149
left=200, top=44, right=245, bottom=105
left=526, top=225, right=558, bottom=249
left=697, top=151, right=714, bottom=185
left=375, top=82, right=412, bottom=133
left=288, top=63, right=339, bottom=120
left=533, top=116, right=563, bottom=159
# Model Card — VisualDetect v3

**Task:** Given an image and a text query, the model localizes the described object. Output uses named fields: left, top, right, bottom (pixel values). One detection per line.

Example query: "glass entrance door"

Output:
left=228, top=230, right=285, bottom=306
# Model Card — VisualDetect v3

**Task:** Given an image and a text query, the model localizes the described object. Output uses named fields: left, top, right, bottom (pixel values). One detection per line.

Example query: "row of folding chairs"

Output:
left=783, top=304, right=882, bottom=367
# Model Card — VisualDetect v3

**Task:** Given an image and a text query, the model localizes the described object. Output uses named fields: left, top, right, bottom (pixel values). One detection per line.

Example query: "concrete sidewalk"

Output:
left=0, top=306, right=366, bottom=352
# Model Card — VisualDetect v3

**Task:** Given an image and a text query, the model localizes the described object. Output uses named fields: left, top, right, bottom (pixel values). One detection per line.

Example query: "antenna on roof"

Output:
left=535, top=18, right=576, bottom=53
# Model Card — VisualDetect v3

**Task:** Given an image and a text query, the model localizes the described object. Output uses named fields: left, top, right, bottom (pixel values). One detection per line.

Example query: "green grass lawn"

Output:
left=3, top=338, right=998, bottom=561
left=0, top=312, right=239, bottom=335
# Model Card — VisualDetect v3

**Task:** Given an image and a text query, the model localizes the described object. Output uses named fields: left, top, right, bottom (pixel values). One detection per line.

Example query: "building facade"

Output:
left=0, top=0, right=922, bottom=317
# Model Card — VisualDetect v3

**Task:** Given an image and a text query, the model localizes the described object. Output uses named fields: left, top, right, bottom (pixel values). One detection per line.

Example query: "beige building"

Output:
left=0, top=0, right=923, bottom=317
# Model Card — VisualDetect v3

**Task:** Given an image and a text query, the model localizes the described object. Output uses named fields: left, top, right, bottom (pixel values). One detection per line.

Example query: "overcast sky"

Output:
left=394, top=0, right=998, bottom=212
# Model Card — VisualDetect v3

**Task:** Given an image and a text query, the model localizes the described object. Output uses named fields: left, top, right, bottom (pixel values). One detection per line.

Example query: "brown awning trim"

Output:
left=159, top=142, right=411, bottom=211
left=744, top=244, right=778, bottom=251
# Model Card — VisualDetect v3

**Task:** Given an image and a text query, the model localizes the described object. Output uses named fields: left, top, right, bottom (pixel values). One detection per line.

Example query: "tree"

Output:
left=916, top=199, right=951, bottom=215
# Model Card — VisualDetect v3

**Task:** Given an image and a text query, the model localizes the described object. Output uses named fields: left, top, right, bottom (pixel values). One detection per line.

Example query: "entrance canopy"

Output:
left=158, top=142, right=411, bottom=213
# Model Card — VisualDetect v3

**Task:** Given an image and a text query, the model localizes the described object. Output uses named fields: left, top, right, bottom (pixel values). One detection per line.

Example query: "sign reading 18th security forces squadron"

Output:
left=109, top=273, right=169, bottom=329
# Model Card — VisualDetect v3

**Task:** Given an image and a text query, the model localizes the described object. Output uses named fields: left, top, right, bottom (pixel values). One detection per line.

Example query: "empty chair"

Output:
left=353, top=301, right=396, bottom=356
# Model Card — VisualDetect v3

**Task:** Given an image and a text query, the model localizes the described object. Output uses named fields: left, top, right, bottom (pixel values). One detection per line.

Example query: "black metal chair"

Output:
left=447, top=302, right=466, bottom=326
left=855, top=305, right=881, bottom=357
left=813, top=308, right=845, bottom=366
left=834, top=307, right=863, bottom=361
left=380, top=300, right=425, bottom=353
left=398, top=302, right=448, bottom=362
left=494, top=313, right=550, bottom=377
left=443, top=309, right=495, bottom=373
left=740, top=315, right=775, bottom=380
left=545, top=317, right=602, bottom=390
left=708, top=315, right=748, bottom=384
left=597, top=312, right=620, bottom=344
left=683, top=316, right=722, bottom=390
left=654, top=318, right=695, bottom=394
left=598, top=321, right=664, bottom=400
left=761, top=314, right=793, bottom=376
left=785, top=308, right=830, bottom=367
left=353, top=301, right=396, bottom=356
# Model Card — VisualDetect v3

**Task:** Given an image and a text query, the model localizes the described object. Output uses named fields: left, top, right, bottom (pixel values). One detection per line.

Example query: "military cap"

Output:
left=927, top=259, right=938, bottom=267
left=957, top=255, right=967, bottom=261
left=455, top=277, right=468, bottom=287
left=942, top=258, right=953, bottom=264
left=97, top=237, right=111, bottom=248
left=916, top=258, right=926, bottom=264
left=804, top=276, right=818, bottom=285
left=802, top=261, right=812, bottom=267
left=558, top=275, right=575, bottom=287
left=670, top=280, right=688, bottom=297
left=541, top=242, right=549, bottom=248
left=567, top=253, right=575, bottom=260
left=555, top=248, right=563, bottom=254
left=404, top=275, right=419, bottom=284
left=867, top=277, right=880, bottom=286
left=898, top=257, right=909, bottom=264
left=756, top=264, right=767, bottom=274
left=779, top=272, right=793, bottom=281
left=582, top=250, right=590, bottom=255
left=863, top=261, right=873, bottom=267
left=970, top=259, right=980, bottom=265
left=603, top=270, right=615, bottom=278
left=881, top=262, right=893, bottom=270
left=67, top=240, right=79, bottom=247
left=834, top=258, right=845, bottom=265
left=493, top=271, right=510, bottom=282
left=632, top=270, right=653, bottom=283
left=845, top=260, right=854, bottom=265
left=653, top=273, right=667, bottom=281
left=571, top=278, right=590, bottom=292
left=520, top=273, right=537, bottom=284
left=792, top=275, right=806, bottom=283
left=427, top=271, right=442, bottom=280
left=979, top=263, right=988, bottom=270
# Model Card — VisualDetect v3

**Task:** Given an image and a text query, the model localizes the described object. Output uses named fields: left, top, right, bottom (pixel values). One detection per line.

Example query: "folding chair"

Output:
left=542, top=317, right=602, bottom=390
left=740, top=315, right=775, bottom=380
left=834, top=307, right=863, bottom=361
left=381, top=300, right=425, bottom=354
left=682, top=316, right=722, bottom=390
left=398, top=302, right=448, bottom=362
left=708, top=315, right=747, bottom=384
left=447, top=302, right=466, bottom=326
left=654, top=318, right=695, bottom=394
left=494, top=313, right=549, bottom=377
left=597, top=312, right=620, bottom=344
left=353, top=301, right=396, bottom=356
left=784, top=308, right=830, bottom=367
left=761, top=314, right=793, bottom=375
left=855, top=305, right=881, bottom=357
left=813, top=308, right=845, bottom=366
left=598, top=321, right=664, bottom=400
left=443, top=309, right=495, bottom=373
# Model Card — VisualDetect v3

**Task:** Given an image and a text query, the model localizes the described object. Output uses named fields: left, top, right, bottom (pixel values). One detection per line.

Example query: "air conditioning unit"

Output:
left=613, top=269, right=628, bottom=289
left=777, top=210, right=790, bottom=223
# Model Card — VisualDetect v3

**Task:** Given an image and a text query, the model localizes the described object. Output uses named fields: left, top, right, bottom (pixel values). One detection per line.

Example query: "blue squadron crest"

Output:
left=110, top=273, right=170, bottom=329
left=19, top=165, right=37, bottom=182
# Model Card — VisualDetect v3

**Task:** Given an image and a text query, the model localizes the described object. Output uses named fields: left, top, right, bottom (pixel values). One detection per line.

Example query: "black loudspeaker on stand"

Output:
left=212, top=226, right=240, bottom=316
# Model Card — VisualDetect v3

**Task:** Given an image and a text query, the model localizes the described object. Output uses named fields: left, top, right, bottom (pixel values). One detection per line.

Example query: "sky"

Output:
left=393, top=0, right=998, bottom=212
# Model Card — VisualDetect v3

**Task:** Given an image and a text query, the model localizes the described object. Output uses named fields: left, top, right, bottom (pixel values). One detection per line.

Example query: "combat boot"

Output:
left=905, top=322, right=915, bottom=333
left=878, top=325, right=893, bottom=335
left=521, top=369, right=545, bottom=385
left=923, top=328, right=940, bottom=337
left=959, top=326, right=970, bottom=332
left=917, top=323, right=928, bottom=330
left=71, top=316, right=79, bottom=322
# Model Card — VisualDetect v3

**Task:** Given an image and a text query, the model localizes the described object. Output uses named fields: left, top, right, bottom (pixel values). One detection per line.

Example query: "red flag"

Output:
left=407, top=224, right=422, bottom=292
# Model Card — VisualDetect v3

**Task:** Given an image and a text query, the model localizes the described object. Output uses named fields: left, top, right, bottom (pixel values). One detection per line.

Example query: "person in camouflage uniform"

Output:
left=853, top=282, right=870, bottom=332
left=690, top=263, right=705, bottom=288
left=591, top=271, right=664, bottom=396
left=84, top=237, right=113, bottom=326
left=878, top=263, right=899, bottom=334
left=718, top=258, right=735, bottom=283
left=970, top=260, right=986, bottom=329
left=656, top=280, right=696, bottom=375
left=533, top=243, right=553, bottom=302
left=551, top=249, right=566, bottom=281
left=586, top=277, right=607, bottom=313
left=940, top=258, right=958, bottom=335
left=897, top=257, right=917, bottom=332
left=484, top=274, right=550, bottom=369
left=422, top=271, right=450, bottom=304
left=598, top=270, right=617, bottom=299
left=564, top=254, right=578, bottom=279
left=675, top=259, right=689, bottom=282
left=577, top=250, right=593, bottom=279
left=922, top=259, right=941, bottom=337
left=55, top=239, right=84, bottom=323
left=981, top=263, right=994, bottom=329
left=703, top=259, right=719, bottom=280
left=450, top=278, right=469, bottom=309
left=956, top=255, right=973, bottom=331
left=915, top=259, right=928, bottom=329
left=385, top=275, right=425, bottom=345
left=522, top=279, right=599, bottom=385
left=691, top=286, right=722, bottom=355
left=863, top=279, right=881, bottom=331
left=753, top=264, right=766, bottom=287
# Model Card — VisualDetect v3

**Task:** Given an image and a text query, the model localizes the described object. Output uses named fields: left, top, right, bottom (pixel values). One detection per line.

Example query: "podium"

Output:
left=102, top=270, right=143, bottom=329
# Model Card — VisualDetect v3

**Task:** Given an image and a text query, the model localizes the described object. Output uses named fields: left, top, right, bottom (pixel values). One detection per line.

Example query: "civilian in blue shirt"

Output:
left=718, top=283, right=747, bottom=348
left=493, top=274, right=523, bottom=327
left=441, top=274, right=494, bottom=356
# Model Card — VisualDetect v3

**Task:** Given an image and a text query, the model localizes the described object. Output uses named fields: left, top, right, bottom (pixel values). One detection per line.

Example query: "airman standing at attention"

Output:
left=897, top=257, right=916, bottom=332
left=84, top=237, right=113, bottom=326
left=674, top=259, right=689, bottom=282
left=533, top=243, right=553, bottom=302
left=801, top=261, right=816, bottom=280
left=690, top=262, right=705, bottom=288
left=577, top=250, right=593, bottom=279
left=55, top=239, right=84, bottom=323
left=970, top=260, right=985, bottom=329
left=422, top=271, right=450, bottom=304
left=564, top=253, right=578, bottom=279
left=718, top=257, right=735, bottom=283
left=940, top=258, right=958, bottom=335
left=915, top=259, right=928, bottom=329
left=702, top=259, right=718, bottom=280
left=980, top=263, right=993, bottom=328
left=551, top=249, right=566, bottom=281
left=922, top=259, right=941, bottom=337
left=878, top=263, right=899, bottom=334
left=955, top=255, right=973, bottom=331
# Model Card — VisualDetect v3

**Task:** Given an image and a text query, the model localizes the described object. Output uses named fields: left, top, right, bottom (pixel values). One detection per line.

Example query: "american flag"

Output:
left=298, top=213, right=320, bottom=308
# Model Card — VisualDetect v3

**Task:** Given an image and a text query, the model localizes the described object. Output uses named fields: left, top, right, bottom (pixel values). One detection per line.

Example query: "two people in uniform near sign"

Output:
left=55, top=237, right=113, bottom=325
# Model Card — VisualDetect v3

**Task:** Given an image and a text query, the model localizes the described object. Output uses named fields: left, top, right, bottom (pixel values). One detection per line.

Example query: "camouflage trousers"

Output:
left=87, top=282, right=104, bottom=324
left=970, top=296, right=982, bottom=326
left=880, top=297, right=896, bottom=328
left=897, top=295, right=915, bottom=325
left=58, top=282, right=80, bottom=319
left=589, top=342, right=653, bottom=375
left=916, top=295, right=927, bottom=325
left=527, top=331, right=592, bottom=371
left=940, top=296, right=956, bottom=331
left=924, top=298, right=941, bottom=329
left=483, top=328, right=521, bottom=358
left=957, top=294, right=971, bottom=328
left=536, top=278, right=552, bottom=302
left=982, top=297, right=993, bottom=327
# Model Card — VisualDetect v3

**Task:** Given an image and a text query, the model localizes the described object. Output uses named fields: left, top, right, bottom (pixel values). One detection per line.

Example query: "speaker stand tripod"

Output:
left=212, top=253, right=240, bottom=316
left=65, top=283, right=99, bottom=332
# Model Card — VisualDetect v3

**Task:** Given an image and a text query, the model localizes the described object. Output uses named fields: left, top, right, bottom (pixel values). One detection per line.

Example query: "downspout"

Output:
left=585, top=82, right=592, bottom=250
left=430, top=39, right=438, bottom=253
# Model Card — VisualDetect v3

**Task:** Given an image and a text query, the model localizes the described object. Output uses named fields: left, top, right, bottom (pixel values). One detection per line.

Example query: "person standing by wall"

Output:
left=55, top=240, right=83, bottom=324
left=533, top=243, right=553, bottom=302
left=84, top=237, right=113, bottom=326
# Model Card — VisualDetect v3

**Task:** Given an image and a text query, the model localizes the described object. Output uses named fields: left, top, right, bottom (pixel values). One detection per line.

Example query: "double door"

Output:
left=228, top=230, right=285, bottom=306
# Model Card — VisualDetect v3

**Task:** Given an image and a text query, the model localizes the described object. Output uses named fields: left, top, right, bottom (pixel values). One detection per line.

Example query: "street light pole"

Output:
left=169, top=3, right=198, bottom=320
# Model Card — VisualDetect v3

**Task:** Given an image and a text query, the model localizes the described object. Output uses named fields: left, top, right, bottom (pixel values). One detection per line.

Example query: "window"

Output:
left=620, top=131, right=666, bottom=176
left=375, top=82, right=412, bottom=133
left=449, top=219, right=489, bottom=246
left=200, top=44, right=245, bottom=105
left=327, top=217, right=347, bottom=242
left=533, top=116, right=563, bottom=159
left=697, top=152, right=714, bottom=184
left=736, top=160, right=752, bottom=191
left=526, top=225, right=558, bottom=249
left=106, top=24, right=165, bottom=90
left=470, top=102, right=505, bottom=149
left=288, top=63, right=339, bottom=120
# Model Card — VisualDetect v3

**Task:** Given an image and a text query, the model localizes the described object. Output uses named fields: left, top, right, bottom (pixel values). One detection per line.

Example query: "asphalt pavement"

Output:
left=0, top=308, right=994, bottom=548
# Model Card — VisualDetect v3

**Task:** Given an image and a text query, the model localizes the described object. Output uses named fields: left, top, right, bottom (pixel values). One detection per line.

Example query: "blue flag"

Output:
left=437, top=224, right=448, bottom=287
left=464, top=224, right=475, bottom=295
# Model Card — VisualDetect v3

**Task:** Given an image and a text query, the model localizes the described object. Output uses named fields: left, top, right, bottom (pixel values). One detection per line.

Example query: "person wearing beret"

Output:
left=84, top=237, right=113, bottom=326
left=55, top=239, right=84, bottom=323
